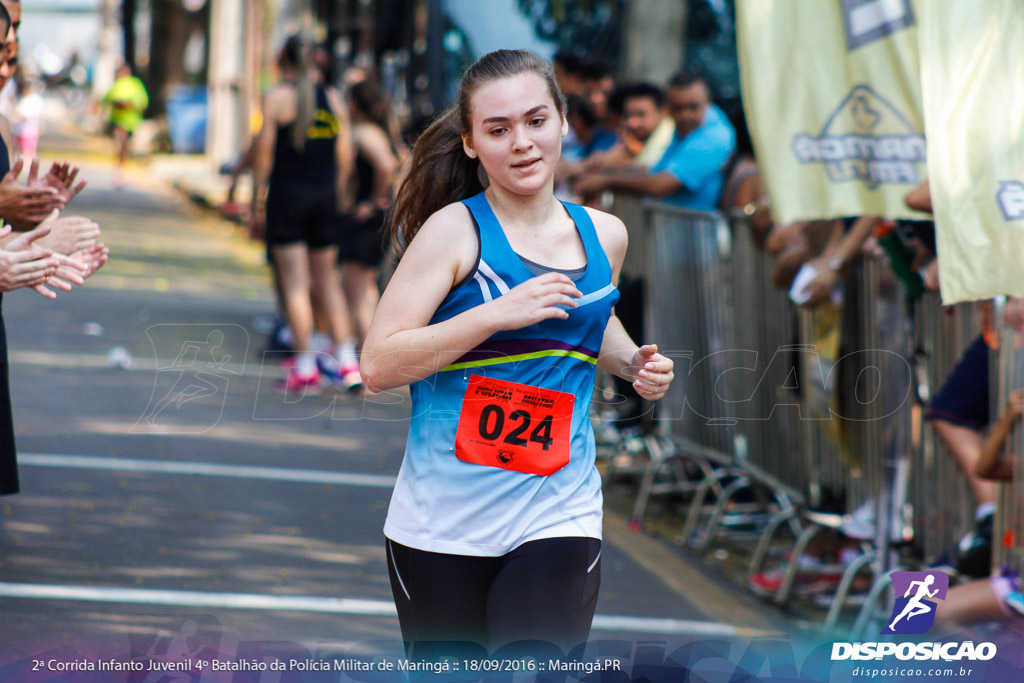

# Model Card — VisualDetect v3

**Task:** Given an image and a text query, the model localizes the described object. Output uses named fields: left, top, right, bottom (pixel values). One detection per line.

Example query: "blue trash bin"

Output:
left=165, top=85, right=207, bottom=154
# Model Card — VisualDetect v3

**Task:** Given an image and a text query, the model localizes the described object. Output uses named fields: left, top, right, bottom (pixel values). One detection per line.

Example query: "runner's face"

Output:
left=463, top=72, right=567, bottom=197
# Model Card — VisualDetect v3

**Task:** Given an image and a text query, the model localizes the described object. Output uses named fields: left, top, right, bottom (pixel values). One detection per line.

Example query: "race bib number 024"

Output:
left=455, top=374, right=574, bottom=476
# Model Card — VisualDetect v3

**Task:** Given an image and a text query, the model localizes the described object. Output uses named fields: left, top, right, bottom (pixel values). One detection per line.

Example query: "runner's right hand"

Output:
left=490, top=272, right=582, bottom=329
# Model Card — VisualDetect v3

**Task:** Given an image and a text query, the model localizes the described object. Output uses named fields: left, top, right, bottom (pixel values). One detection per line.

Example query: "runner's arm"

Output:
left=354, top=124, right=399, bottom=208
left=248, top=91, right=281, bottom=223
left=976, top=389, right=1022, bottom=481
left=361, top=205, right=584, bottom=392
left=326, top=87, right=355, bottom=212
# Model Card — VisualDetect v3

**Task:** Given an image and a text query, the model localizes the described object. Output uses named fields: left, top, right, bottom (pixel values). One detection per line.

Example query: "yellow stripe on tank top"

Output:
left=441, top=349, right=598, bottom=372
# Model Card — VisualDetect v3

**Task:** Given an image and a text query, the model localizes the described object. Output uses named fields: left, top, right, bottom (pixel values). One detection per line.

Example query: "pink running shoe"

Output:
left=338, top=363, right=363, bottom=392
left=273, top=368, right=321, bottom=395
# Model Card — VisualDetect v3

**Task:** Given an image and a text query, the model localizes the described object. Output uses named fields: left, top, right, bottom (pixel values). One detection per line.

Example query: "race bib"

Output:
left=455, top=375, right=574, bottom=476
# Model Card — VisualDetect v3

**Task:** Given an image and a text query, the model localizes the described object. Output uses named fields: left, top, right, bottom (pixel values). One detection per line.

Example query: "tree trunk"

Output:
left=147, top=0, right=191, bottom=117
left=620, top=0, right=687, bottom=85
left=122, top=0, right=137, bottom=74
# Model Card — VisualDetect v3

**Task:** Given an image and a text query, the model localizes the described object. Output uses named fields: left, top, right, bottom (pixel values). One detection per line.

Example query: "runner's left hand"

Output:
left=630, top=344, right=673, bottom=401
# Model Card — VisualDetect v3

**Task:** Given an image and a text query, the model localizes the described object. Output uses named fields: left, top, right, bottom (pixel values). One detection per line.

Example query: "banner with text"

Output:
left=737, top=0, right=927, bottom=225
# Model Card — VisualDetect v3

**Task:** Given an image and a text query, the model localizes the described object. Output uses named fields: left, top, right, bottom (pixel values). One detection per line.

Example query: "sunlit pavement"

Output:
left=0, top=119, right=794, bottom=670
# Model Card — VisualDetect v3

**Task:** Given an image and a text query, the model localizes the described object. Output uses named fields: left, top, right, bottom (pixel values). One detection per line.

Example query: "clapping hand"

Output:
left=30, top=158, right=87, bottom=205
left=0, top=159, right=65, bottom=229
left=33, top=209, right=101, bottom=255
left=4, top=221, right=87, bottom=298
left=70, top=243, right=110, bottom=279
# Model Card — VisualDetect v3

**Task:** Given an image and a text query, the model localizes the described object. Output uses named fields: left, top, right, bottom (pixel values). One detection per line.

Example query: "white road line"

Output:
left=0, top=582, right=739, bottom=637
left=592, top=615, right=737, bottom=637
left=8, top=350, right=254, bottom=376
left=0, top=582, right=397, bottom=616
left=18, top=453, right=397, bottom=489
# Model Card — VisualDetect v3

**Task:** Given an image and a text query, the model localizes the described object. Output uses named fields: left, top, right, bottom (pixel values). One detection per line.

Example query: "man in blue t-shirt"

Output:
left=571, top=71, right=735, bottom=211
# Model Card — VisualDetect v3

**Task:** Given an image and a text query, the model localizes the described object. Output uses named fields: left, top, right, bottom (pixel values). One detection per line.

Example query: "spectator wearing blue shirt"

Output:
left=571, top=71, right=735, bottom=211
left=563, top=95, right=618, bottom=161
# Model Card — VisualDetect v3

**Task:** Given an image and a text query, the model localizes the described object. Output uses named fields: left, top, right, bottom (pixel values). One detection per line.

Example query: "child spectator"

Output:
left=11, top=78, right=42, bottom=160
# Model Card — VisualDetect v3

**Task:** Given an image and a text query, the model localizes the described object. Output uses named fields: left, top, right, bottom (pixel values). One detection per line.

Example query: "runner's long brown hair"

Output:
left=387, top=49, right=566, bottom=256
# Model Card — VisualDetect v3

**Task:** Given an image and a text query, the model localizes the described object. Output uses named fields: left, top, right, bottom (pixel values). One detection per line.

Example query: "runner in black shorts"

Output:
left=249, top=34, right=355, bottom=394
left=338, top=78, right=399, bottom=359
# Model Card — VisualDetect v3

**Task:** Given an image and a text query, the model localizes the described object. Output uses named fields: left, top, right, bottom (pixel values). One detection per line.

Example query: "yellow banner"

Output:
left=737, top=0, right=927, bottom=225
left=918, top=0, right=1024, bottom=303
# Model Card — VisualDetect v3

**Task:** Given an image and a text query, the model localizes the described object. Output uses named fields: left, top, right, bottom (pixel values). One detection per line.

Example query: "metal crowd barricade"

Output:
left=993, top=300, right=1024, bottom=576
left=599, top=196, right=738, bottom=525
left=643, top=201, right=736, bottom=458
left=749, top=252, right=918, bottom=616
left=823, top=254, right=916, bottom=633
left=724, top=211, right=804, bottom=496
left=644, top=201, right=795, bottom=545
left=638, top=200, right=747, bottom=528
left=599, top=194, right=996, bottom=630
left=848, top=299, right=1023, bottom=637
left=909, top=297, right=982, bottom=566
left=605, top=198, right=818, bottom=550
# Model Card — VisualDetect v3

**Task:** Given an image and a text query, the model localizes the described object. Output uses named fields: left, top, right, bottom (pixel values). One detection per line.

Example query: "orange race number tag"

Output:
left=455, top=374, right=574, bottom=476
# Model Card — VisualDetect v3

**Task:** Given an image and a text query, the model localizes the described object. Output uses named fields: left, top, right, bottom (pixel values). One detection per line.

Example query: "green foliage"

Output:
left=684, top=0, right=740, bottom=102
left=515, top=0, right=623, bottom=59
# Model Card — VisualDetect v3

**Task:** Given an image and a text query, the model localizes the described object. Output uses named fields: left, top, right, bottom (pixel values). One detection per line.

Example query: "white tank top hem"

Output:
left=384, top=514, right=602, bottom=557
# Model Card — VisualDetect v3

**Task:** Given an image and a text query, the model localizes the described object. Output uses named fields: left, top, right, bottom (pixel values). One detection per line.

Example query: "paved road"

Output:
left=0, top=151, right=791, bottom=679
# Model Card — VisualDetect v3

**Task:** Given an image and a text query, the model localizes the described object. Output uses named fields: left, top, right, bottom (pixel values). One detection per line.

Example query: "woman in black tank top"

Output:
left=249, top=35, right=358, bottom=394
left=338, top=78, right=400, bottom=354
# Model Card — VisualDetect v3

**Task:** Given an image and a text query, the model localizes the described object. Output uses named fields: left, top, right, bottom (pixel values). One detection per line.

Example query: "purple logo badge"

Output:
left=882, top=571, right=949, bottom=635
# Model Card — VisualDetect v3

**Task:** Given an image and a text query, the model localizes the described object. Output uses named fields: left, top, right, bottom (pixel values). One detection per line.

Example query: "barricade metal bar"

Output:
left=992, top=299, right=1024, bottom=574
left=611, top=194, right=650, bottom=283
left=727, top=214, right=805, bottom=497
left=860, top=255, right=910, bottom=575
left=643, top=201, right=737, bottom=460
left=910, top=296, right=981, bottom=564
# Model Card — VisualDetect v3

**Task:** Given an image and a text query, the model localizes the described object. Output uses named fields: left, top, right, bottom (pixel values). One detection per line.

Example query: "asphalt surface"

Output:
left=0, top=141, right=797, bottom=680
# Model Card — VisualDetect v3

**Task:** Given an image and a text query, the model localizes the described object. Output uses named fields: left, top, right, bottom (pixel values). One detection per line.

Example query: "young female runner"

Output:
left=361, top=49, right=674, bottom=655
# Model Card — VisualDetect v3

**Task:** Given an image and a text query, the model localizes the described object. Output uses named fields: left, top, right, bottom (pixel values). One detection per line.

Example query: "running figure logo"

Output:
left=135, top=324, right=249, bottom=434
left=882, top=571, right=949, bottom=635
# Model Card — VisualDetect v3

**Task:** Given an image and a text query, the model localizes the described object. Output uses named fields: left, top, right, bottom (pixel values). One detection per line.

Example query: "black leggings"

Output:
left=386, top=537, right=601, bottom=657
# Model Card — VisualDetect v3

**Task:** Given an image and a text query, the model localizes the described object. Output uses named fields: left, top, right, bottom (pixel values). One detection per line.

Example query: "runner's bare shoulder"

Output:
left=400, top=201, right=479, bottom=291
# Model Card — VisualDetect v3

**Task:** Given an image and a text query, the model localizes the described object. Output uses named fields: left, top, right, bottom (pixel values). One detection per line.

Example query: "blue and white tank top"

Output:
left=383, top=191, right=620, bottom=556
